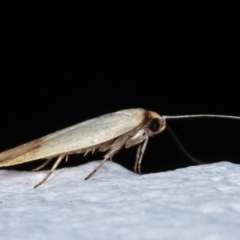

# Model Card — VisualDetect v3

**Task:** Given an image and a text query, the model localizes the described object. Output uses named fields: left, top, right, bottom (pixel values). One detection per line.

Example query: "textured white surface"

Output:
left=1, top=161, right=240, bottom=240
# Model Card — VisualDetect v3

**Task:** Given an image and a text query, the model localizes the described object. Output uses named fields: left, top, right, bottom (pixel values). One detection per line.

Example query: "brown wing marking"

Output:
left=0, top=138, right=43, bottom=166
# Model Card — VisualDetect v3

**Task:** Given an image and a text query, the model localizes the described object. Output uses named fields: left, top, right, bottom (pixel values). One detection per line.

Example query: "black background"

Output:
left=1, top=2, right=240, bottom=174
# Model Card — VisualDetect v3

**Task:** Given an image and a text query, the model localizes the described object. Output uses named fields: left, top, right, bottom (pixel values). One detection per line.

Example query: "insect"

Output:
left=0, top=108, right=240, bottom=188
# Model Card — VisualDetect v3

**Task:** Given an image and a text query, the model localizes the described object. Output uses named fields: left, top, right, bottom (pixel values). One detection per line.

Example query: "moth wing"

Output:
left=0, top=108, right=147, bottom=167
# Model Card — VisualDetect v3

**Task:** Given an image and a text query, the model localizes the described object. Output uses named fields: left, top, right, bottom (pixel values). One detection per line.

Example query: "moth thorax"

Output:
left=149, top=118, right=166, bottom=135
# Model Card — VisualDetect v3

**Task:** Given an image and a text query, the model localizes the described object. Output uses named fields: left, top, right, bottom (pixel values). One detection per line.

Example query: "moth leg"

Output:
left=85, top=146, right=122, bottom=180
left=134, top=137, right=149, bottom=174
left=34, top=155, right=65, bottom=188
left=84, top=157, right=109, bottom=180
left=134, top=143, right=143, bottom=173
left=32, top=158, right=53, bottom=172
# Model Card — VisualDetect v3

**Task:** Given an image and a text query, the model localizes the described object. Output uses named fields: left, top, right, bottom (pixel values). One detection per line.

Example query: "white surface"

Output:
left=1, top=161, right=240, bottom=240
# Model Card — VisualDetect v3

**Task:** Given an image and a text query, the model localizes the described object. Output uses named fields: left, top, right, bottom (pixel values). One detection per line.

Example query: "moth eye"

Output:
left=149, top=118, right=160, bottom=132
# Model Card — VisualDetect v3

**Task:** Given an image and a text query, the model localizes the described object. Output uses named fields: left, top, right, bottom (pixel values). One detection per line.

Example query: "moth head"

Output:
left=148, top=111, right=166, bottom=136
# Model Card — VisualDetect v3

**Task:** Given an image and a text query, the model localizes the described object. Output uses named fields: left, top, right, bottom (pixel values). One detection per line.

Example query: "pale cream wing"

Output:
left=0, top=108, right=147, bottom=166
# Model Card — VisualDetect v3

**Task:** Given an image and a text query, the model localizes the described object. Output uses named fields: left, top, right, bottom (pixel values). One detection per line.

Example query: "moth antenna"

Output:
left=163, top=114, right=240, bottom=120
left=166, top=126, right=205, bottom=164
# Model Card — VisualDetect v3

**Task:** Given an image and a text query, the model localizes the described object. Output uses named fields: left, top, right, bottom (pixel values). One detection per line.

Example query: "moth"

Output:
left=0, top=108, right=239, bottom=188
